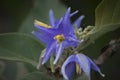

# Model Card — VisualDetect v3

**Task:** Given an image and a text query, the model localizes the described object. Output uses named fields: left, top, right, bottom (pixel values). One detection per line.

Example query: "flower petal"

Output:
left=34, top=24, right=51, bottom=33
left=54, top=42, right=64, bottom=64
left=87, top=56, right=105, bottom=77
left=76, top=54, right=91, bottom=80
left=67, top=35, right=80, bottom=43
left=70, top=10, right=78, bottom=17
left=65, top=35, right=79, bottom=47
left=64, top=7, right=71, bottom=23
left=65, top=62, right=76, bottom=80
left=32, top=31, right=52, bottom=44
left=49, top=10, right=55, bottom=27
left=34, top=24, right=60, bottom=38
left=61, top=55, right=76, bottom=80
left=60, top=7, right=74, bottom=34
left=42, top=41, right=57, bottom=64
left=55, top=18, right=63, bottom=29
left=73, top=15, right=84, bottom=28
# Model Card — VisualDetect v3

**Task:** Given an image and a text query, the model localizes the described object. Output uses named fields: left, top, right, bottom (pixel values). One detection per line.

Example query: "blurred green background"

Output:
left=0, top=0, right=120, bottom=80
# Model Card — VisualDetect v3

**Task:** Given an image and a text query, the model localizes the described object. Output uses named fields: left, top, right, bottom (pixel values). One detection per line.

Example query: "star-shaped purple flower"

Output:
left=32, top=8, right=84, bottom=65
left=61, top=53, right=105, bottom=80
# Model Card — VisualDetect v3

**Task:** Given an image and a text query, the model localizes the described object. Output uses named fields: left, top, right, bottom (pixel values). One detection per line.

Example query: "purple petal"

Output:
left=54, top=42, right=64, bottom=64
left=76, top=54, right=91, bottom=80
left=60, top=7, right=74, bottom=34
left=73, top=15, right=84, bottom=28
left=32, top=31, right=52, bottom=44
left=65, top=62, right=76, bottom=79
left=42, top=41, right=57, bottom=64
left=64, top=7, right=71, bottom=23
left=55, top=18, right=63, bottom=29
left=34, top=24, right=53, bottom=34
left=66, top=36, right=80, bottom=43
left=34, top=24, right=59, bottom=38
left=49, top=10, right=55, bottom=27
left=61, top=54, right=92, bottom=80
left=61, top=55, right=76, bottom=80
left=70, top=10, right=78, bottom=17
left=87, top=56, right=105, bottom=77
left=60, top=41, right=69, bottom=48
left=65, top=35, right=79, bottom=47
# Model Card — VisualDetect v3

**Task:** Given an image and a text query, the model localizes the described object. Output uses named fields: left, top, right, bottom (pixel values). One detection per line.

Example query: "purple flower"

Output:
left=32, top=8, right=84, bottom=64
left=61, top=53, right=105, bottom=80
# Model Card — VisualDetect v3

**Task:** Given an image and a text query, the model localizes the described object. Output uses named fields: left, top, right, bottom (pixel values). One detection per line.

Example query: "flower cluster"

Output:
left=32, top=8, right=104, bottom=80
left=61, top=53, right=105, bottom=80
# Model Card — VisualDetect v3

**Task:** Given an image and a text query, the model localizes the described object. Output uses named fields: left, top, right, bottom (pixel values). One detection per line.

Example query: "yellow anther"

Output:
left=54, top=34, right=65, bottom=43
left=34, top=19, right=51, bottom=28
left=76, top=63, right=82, bottom=74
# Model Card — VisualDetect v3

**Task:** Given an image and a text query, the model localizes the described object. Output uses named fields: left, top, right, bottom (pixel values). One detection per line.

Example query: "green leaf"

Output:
left=92, top=23, right=120, bottom=40
left=77, top=0, right=120, bottom=52
left=0, top=33, right=44, bottom=67
left=2, top=61, right=18, bottom=80
left=83, top=0, right=120, bottom=47
left=92, top=0, right=120, bottom=40
left=95, top=0, right=120, bottom=26
left=21, top=72, right=57, bottom=80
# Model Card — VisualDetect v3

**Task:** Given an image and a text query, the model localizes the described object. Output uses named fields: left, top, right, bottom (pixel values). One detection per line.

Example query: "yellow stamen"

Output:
left=76, top=63, right=82, bottom=74
left=54, top=34, right=65, bottom=43
left=34, top=19, right=51, bottom=28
